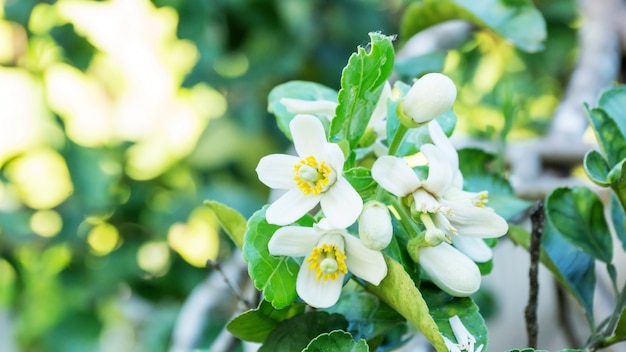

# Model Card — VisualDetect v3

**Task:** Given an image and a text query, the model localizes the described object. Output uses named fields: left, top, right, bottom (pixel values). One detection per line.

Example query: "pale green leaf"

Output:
left=204, top=200, right=247, bottom=248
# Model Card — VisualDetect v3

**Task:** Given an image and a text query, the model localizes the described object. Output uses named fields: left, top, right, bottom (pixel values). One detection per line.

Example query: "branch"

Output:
left=525, top=201, right=544, bottom=348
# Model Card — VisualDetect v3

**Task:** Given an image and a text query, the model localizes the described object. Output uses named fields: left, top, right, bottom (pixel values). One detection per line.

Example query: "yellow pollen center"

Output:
left=474, top=191, right=489, bottom=208
left=293, top=156, right=333, bottom=195
left=306, top=244, right=348, bottom=281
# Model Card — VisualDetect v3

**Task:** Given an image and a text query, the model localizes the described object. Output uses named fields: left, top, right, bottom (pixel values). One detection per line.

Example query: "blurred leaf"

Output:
left=268, top=81, right=338, bottom=140
left=422, top=285, right=488, bottom=350
left=332, top=32, right=395, bottom=150
left=504, top=349, right=549, bottom=352
left=227, top=300, right=306, bottom=343
left=545, top=187, right=612, bottom=263
left=614, top=306, right=626, bottom=341
left=458, top=149, right=532, bottom=220
left=243, top=207, right=305, bottom=309
left=204, top=200, right=247, bottom=248
left=259, top=311, right=348, bottom=352
left=400, top=0, right=546, bottom=52
left=302, top=330, right=369, bottom=352
left=343, top=167, right=376, bottom=192
left=585, top=106, right=626, bottom=167
left=395, top=51, right=447, bottom=81
left=610, top=194, right=626, bottom=251
left=597, top=85, right=626, bottom=139
left=583, top=149, right=611, bottom=187
left=366, top=255, right=446, bottom=352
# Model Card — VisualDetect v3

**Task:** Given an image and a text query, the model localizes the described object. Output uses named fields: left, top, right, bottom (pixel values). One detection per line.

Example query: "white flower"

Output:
left=444, top=315, right=484, bottom=352
left=419, top=242, right=481, bottom=296
left=401, top=73, right=456, bottom=125
left=280, top=98, right=338, bottom=120
left=268, top=219, right=387, bottom=308
left=358, top=200, right=393, bottom=250
left=256, top=114, right=363, bottom=227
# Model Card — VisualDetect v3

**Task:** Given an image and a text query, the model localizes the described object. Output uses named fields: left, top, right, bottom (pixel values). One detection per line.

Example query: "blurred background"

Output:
left=0, top=0, right=583, bottom=351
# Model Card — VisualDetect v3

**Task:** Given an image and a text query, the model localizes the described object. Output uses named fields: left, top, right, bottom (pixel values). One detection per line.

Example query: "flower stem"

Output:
left=387, top=123, right=408, bottom=156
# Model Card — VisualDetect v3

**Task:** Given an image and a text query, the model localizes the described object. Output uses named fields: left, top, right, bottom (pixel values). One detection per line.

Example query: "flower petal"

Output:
left=428, top=120, right=458, bottom=172
left=451, top=236, right=493, bottom=263
left=421, top=143, right=453, bottom=196
left=418, top=243, right=481, bottom=297
left=320, top=177, right=363, bottom=228
left=268, top=226, right=321, bottom=257
left=321, top=142, right=346, bottom=177
left=296, top=260, right=344, bottom=308
left=343, top=234, right=387, bottom=285
left=369, top=81, right=391, bottom=130
left=290, top=114, right=328, bottom=158
left=266, top=189, right=321, bottom=225
left=447, top=205, right=509, bottom=238
left=371, top=155, right=421, bottom=197
left=256, top=154, right=300, bottom=189
left=280, top=98, right=337, bottom=117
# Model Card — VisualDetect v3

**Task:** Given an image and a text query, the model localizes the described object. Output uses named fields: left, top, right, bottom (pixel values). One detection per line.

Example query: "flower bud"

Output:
left=401, top=73, right=456, bottom=125
left=418, top=242, right=480, bottom=297
left=358, top=201, right=393, bottom=250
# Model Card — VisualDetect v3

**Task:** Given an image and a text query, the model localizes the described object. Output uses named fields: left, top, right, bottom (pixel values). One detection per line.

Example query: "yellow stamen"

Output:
left=293, top=156, right=334, bottom=195
left=474, top=191, right=488, bottom=208
left=306, top=244, right=348, bottom=281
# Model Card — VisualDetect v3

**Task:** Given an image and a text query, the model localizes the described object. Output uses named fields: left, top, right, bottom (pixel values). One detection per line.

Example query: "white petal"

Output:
left=451, top=236, right=493, bottom=263
left=266, top=189, right=321, bottom=225
left=280, top=98, right=337, bottom=116
left=268, top=226, right=321, bottom=257
left=320, top=177, right=363, bottom=228
left=290, top=114, right=328, bottom=158
left=369, top=81, right=392, bottom=127
left=371, top=156, right=421, bottom=197
left=428, top=120, right=458, bottom=172
left=296, top=259, right=344, bottom=308
left=256, top=154, right=299, bottom=189
left=358, top=201, right=393, bottom=250
left=321, top=142, right=346, bottom=176
left=403, top=73, right=457, bottom=124
left=443, top=336, right=462, bottom=352
left=421, top=144, right=453, bottom=196
left=418, top=243, right=481, bottom=297
left=447, top=205, right=509, bottom=238
left=343, top=234, right=387, bottom=285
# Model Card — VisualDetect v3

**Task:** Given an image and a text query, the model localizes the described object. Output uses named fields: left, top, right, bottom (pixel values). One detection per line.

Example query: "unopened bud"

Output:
left=401, top=73, right=456, bottom=125
left=358, top=201, right=393, bottom=250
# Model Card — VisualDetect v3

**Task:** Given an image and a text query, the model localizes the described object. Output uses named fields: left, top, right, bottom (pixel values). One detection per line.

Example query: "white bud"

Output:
left=418, top=242, right=480, bottom=297
left=358, top=201, right=393, bottom=250
left=402, top=73, right=457, bottom=124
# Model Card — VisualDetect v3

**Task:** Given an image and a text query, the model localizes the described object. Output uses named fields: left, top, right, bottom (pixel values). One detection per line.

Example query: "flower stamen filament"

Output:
left=420, top=213, right=447, bottom=246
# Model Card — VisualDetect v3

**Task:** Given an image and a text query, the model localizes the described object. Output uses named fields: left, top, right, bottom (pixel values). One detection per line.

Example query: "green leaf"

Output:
left=365, top=255, right=447, bottom=352
left=343, top=167, right=376, bottom=195
left=400, top=0, right=546, bottom=53
left=395, top=51, right=447, bottom=80
left=268, top=80, right=338, bottom=140
left=204, top=200, right=247, bottom=248
left=585, top=106, right=626, bottom=167
left=597, top=85, right=626, bottom=140
left=331, top=32, right=395, bottom=149
left=614, top=306, right=626, bottom=340
left=583, top=149, right=611, bottom=187
left=259, top=312, right=349, bottom=352
left=504, top=349, right=550, bottom=352
left=610, top=194, right=626, bottom=251
left=243, top=207, right=305, bottom=308
left=422, top=285, right=488, bottom=350
left=458, top=149, right=532, bottom=220
left=545, top=187, right=612, bottom=263
left=226, top=300, right=306, bottom=343
left=302, top=330, right=369, bottom=352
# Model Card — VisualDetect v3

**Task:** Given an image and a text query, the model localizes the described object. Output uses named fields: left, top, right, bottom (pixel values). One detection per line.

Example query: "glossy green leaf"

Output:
left=268, top=80, right=338, bottom=140
left=204, top=200, right=247, bottom=248
left=458, top=149, right=532, bottom=220
left=259, top=312, right=349, bottom=352
left=331, top=32, right=395, bottom=149
left=366, top=255, right=447, bottom=352
left=583, top=149, right=611, bottom=187
left=243, top=207, right=308, bottom=308
left=597, top=85, right=626, bottom=139
left=400, top=0, right=546, bottom=53
left=302, top=330, right=369, bottom=352
left=226, top=300, right=306, bottom=343
left=422, top=285, right=488, bottom=350
left=545, top=187, right=612, bottom=263
left=585, top=106, right=626, bottom=166
left=343, top=167, right=376, bottom=192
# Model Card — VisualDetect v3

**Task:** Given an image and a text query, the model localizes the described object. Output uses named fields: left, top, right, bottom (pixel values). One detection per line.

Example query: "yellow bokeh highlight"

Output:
left=137, top=241, right=171, bottom=276
left=213, top=53, right=249, bottom=78
left=5, top=149, right=73, bottom=209
left=168, top=206, right=219, bottom=267
left=87, top=223, right=120, bottom=256
left=30, top=210, right=63, bottom=238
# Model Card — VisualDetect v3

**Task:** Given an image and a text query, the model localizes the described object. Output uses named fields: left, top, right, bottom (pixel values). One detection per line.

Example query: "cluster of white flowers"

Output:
left=255, top=72, right=508, bottom=308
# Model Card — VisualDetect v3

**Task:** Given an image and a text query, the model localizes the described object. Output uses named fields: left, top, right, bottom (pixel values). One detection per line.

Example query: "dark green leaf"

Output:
left=610, top=193, right=626, bottom=251
left=302, top=330, right=369, bottom=352
left=597, top=85, right=626, bottom=140
left=400, top=0, right=546, bottom=52
left=545, top=187, right=612, bottom=263
left=259, top=312, right=349, bottom=352
left=226, top=300, right=306, bottom=343
left=614, top=306, right=626, bottom=340
left=268, top=81, right=338, bottom=140
left=585, top=106, right=626, bottom=167
left=332, top=32, right=395, bottom=149
left=204, top=200, right=248, bottom=248
left=583, top=149, right=610, bottom=187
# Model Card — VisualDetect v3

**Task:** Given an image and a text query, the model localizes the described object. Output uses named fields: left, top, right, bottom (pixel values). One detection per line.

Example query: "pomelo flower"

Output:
left=256, top=114, right=362, bottom=227
left=268, top=219, right=387, bottom=308
left=358, top=200, right=393, bottom=250
left=398, top=73, right=457, bottom=126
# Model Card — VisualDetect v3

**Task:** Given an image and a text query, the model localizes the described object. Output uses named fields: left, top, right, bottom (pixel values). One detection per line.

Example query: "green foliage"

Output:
left=227, top=300, right=306, bottom=343
left=204, top=200, right=248, bottom=248
left=302, top=330, right=369, bottom=352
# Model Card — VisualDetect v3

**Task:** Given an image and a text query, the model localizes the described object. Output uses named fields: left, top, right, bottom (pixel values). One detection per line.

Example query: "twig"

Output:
left=525, top=201, right=544, bottom=348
